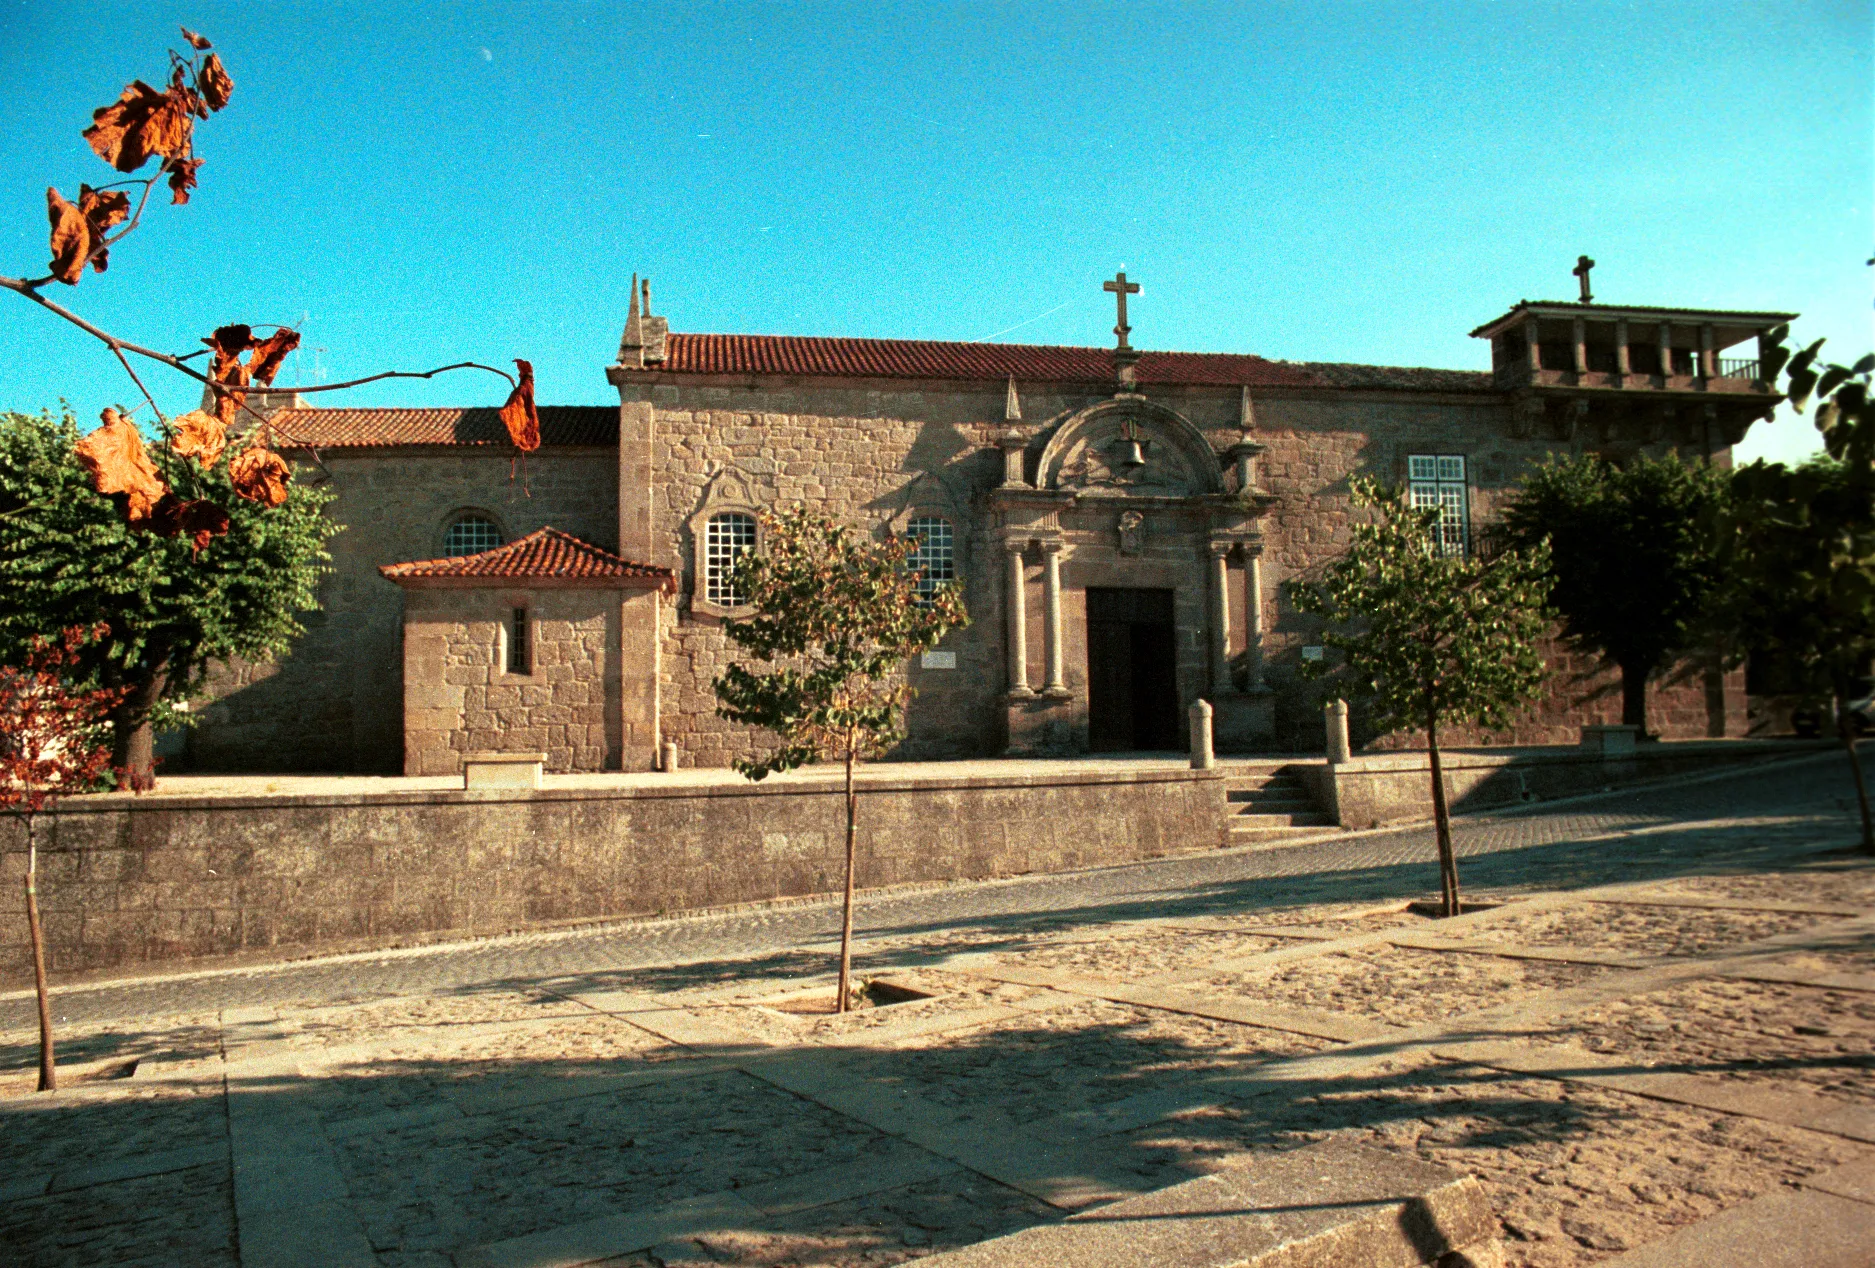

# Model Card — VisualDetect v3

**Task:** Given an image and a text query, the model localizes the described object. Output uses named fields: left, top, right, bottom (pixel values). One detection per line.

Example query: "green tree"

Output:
left=1285, top=479, right=1552, bottom=916
left=713, top=507, right=966, bottom=1010
left=1723, top=329, right=1875, bottom=851
left=0, top=408, right=336, bottom=786
left=1495, top=453, right=1729, bottom=735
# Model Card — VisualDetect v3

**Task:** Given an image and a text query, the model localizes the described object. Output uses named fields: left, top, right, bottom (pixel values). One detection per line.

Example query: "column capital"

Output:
left=1001, top=537, right=1030, bottom=556
left=1039, top=538, right=1066, bottom=555
left=1207, top=540, right=1235, bottom=560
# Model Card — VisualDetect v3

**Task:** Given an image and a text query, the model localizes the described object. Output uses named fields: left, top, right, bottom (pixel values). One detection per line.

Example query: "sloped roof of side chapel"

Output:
left=271, top=331, right=1494, bottom=449
left=379, top=528, right=676, bottom=589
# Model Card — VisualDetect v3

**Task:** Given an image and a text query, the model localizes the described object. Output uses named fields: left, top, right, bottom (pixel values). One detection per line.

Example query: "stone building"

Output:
left=182, top=273, right=1791, bottom=774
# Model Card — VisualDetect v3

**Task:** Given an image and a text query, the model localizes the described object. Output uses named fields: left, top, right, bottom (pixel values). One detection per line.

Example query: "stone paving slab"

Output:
left=916, top=1139, right=1499, bottom=1268
left=1596, top=1187, right=1875, bottom=1267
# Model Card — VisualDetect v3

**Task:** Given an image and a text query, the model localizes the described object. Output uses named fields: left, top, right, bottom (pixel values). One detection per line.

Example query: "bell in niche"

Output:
left=1117, top=419, right=1147, bottom=468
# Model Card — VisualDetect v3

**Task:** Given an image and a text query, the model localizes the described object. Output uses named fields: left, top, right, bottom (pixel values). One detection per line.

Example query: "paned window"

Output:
left=906, top=515, right=956, bottom=601
left=507, top=607, right=529, bottom=674
left=443, top=515, right=503, bottom=557
left=705, top=512, right=758, bottom=607
left=1408, top=455, right=1470, bottom=557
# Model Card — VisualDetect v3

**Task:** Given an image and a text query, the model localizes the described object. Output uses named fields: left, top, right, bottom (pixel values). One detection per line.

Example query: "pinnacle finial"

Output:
left=1239, top=385, right=1255, bottom=431
left=1005, top=375, right=1021, bottom=421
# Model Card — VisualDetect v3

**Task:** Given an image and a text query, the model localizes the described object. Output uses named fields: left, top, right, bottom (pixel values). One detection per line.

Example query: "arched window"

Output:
left=704, top=512, right=758, bottom=607
left=906, top=515, right=956, bottom=600
left=443, top=514, right=503, bottom=557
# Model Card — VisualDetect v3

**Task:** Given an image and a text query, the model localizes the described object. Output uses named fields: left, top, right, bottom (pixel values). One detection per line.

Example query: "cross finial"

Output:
left=1573, top=255, right=1595, bottom=304
left=1103, top=270, right=1141, bottom=350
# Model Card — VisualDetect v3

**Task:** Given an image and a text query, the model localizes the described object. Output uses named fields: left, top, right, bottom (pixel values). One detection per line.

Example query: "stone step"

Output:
left=1231, top=812, right=1336, bottom=829
left=1230, top=799, right=1320, bottom=817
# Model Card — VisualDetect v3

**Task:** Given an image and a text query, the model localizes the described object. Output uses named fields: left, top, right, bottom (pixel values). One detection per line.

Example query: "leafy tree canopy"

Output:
left=1285, top=478, right=1551, bottom=915
left=1495, top=452, right=1728, bottom=730
left=714, top=506, right=965, bottom=778
left=0, top=407, right=337, bottom=775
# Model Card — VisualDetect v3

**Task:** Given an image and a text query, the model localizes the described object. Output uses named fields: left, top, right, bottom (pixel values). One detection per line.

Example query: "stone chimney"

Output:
left=616, top=274, right=669, bottom=369
left=195, top=385, right=305, bottom=427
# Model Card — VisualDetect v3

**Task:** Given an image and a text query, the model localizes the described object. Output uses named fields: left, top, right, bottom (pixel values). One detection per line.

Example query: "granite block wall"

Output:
left=0, top=768, right=1226, bottom=974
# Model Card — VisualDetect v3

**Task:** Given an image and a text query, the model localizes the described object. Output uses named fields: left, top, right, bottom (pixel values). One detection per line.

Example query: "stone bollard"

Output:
left=1189, top=699, right=1215, bottom=770
left=660, top=740, right=680, bottom=772
left=1325, top=698, right=1352, bottom=765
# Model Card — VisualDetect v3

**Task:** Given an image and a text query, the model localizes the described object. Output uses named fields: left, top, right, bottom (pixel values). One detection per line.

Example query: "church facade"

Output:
left=182, top=276, right=1791, bottom=774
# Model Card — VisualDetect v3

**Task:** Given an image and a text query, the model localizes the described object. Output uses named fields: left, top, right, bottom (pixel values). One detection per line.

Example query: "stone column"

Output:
left=1615, top=318, right=1631, bottom=378
left=1209, top=543, right=1234, bottom=696
left=1571, top=316, right=1587, bottom=375
left=1005, top=542, right=1033, bottom=698
left=1700, top=324, right=1717, bottom=380
left=1244, top=549, right=1267, bottom=690
left=1523, top=315, right=1541, bottom=375
left=1041, top=541, right=1068, bottom=696
left=1658, top=322, right=1674, bottom=378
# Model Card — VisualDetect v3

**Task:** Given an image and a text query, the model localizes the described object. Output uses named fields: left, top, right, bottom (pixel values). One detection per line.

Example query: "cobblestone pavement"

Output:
left=2, top=750, right=1861, bottom=1033
left=3, top=752, right=1873, bottom=1267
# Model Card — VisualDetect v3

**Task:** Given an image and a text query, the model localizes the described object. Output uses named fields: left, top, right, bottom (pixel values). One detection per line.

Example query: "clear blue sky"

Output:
left=2, top=1, right=1868, bottom=465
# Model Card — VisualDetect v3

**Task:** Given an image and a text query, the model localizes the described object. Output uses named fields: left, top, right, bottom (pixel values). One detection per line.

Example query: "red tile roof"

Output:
left=273, top=405, right=616, bottom=449
left=380, top=528, right=675, bottom=589
left=652, top=333, right=1494, bottom=392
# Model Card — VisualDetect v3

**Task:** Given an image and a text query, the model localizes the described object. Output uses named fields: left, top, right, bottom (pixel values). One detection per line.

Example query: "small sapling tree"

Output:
left=1285, top=479, right=1552, bottom=916
left=1496, top=453, right=1729, bottom=734
left=713, top=507, right=966, bottom=1011
left=0, top=624, right=126, bottom=1091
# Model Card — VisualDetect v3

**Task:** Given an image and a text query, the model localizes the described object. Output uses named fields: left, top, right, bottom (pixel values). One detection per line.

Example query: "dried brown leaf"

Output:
left=75, top=407, right=168, bottom=524
left=83, top=79, right=194, bottom=172
left=45, top=188, right=88, bottom=285
left=198, top=54, right=233, bottom=113
left=77, top=184, right=130, bottom=272
left=203, top=324, right=254, bottom=425
left=498, top=358, right=540, bottom=452
left=229, top=446, right=291, bottom=507
left=180, top=27, right=213, bottom=50
left=247, top=328, right=300, bottom=387
left=166, top=156, right=203, bottom=205
left=169, top=409, right=227, bottom=467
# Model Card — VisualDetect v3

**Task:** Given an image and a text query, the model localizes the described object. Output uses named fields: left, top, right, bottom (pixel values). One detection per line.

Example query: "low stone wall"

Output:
left=0, top=766, right=1225, bottom=976
left=1299, top=739, right=1822, bottom=830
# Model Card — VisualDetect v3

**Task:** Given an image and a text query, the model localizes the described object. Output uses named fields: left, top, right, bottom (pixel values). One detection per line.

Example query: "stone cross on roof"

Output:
left=1573, top=255, right=1596, bottom=304
left=1104, top=270, right=1141, bottom=350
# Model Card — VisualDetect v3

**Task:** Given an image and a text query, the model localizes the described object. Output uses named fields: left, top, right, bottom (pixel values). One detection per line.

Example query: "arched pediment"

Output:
left=1034, top=398, right=1222, bottom=497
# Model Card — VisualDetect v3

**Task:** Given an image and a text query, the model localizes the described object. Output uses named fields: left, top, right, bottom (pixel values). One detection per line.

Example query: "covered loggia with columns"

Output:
left=992, top=392, right=1276, bottom=756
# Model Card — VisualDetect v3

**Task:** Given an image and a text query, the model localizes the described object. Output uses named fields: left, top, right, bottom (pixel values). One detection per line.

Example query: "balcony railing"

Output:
left=1718, top=357, right=1760, bottom=380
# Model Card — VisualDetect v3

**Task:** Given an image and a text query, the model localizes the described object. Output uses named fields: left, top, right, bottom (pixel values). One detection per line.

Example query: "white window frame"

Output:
left=689, top=506, right=762, bottom=618
left=442, top=511, right=505, bottom=558
left=1407, top=454, right=1470, bottom=557
left=905, top=514, right=957, bottom=602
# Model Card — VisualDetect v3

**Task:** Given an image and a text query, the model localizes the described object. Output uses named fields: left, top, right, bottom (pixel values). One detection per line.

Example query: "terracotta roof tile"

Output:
left=274, top=405, right=616, bottom=449
left=650, top=333, right=1495, bottom=392
left=380, top=528, right=675, bottom=589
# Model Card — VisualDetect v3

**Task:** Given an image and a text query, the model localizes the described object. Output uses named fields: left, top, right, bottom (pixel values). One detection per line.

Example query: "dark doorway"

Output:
left=1086, top=587, right=1180, bottom=751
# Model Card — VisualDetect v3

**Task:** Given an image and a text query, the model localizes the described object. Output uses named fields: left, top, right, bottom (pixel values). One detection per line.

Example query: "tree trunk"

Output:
left=1618, top=660, right=1649, bottom=734
left=1427, top=711, right=1460, bottom=918
left=24, top=817, right=56, bottom=1092
left=836, top=741, right=858, bottom=1014
left=109, top=651, right=168, bottom=792
left=1839, top=700, right=1874, bottom=855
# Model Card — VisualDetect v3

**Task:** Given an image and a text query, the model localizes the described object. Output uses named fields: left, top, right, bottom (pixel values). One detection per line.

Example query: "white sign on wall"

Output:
left=1301, top=645, right=1325, bottom=662
left=920, top=651, right=958, bottom=670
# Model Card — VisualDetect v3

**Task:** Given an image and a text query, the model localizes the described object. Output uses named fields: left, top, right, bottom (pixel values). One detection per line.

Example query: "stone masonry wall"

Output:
left=400, top=587, right=641, bottom=775
left=0, top=768, right=1225, bottom=974
left=184, top=448, right=618, bottom=774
